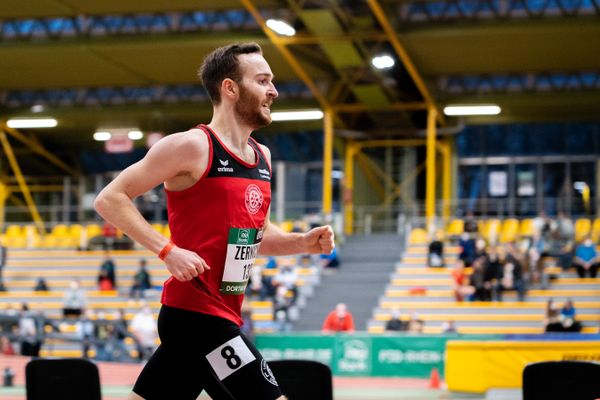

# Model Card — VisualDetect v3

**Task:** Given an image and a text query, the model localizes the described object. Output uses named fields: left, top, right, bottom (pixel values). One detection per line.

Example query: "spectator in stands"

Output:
left=527, top=233, right=550, bottom=289
left=496, top=243, right=527, bottom=302
left=573, top=237, right=599, bottom=278
left=559, top=298, right=582, bottom=332
left=458, top=233, right=477, bottom=267
left=77, top=309, right=96, bottom=359
left=427, top=232, right=445, bottom=268
left=98, top=250, right=117, bottom=289
left=407, top=312, right=424, bottom=333
left=130, top=258, right=152, bottom=299
left=272, top=264, right=298, bottom=303
left=558, top=241, right=575, bottom=271
left=556, top=212, right=574, bottom=246
left=18, top=303, right=41, bottom=357
left=321, top=246, right=341, bottom=270
left=441, top=320, right=457, bottom=334
left=131, top=303, right=158, bottom=362
left=112, top=309, right=130, bottom=362
left=533, top=211, right=554, bottom=240
left=544, top=298, right=562, bottom=332
left=0, top=335, right=15, bottom=355
left=483, top=246, right=502, bottom=298
left=98, top=269, right=114, bottom=291
left=62, top=278, right=87, bottom=318
left=94, top=311, right=114, bottom=361
left=451, top=259, right=471, bottom=302
left=469, top=257, right=492, bottom=301
left=0, top=304, right=18, bottom=335
left=33, top=277, right=49, bottom=292
left=102, top=221, right=118, bottom=249
left=385, top=308, right=408, bottom=332
left=464, top=211, right=478, bottom=234
left=0, top=243, right=6, bottom=292
left=322, top=303, right=355, bottom=333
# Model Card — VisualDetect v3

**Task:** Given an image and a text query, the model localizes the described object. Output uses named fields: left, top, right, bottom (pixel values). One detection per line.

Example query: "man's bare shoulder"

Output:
left=162, top=128, right=208, bottom=156
left=258, top=143, right=271, bottom=160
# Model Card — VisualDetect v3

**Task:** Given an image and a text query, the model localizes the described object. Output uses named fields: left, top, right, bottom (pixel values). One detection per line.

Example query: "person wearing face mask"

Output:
left=573, top=236, right=599, bottom=278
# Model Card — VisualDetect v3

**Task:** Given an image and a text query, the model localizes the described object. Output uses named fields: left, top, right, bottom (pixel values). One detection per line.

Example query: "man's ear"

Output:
left=221, top=78, right=238, bottom=100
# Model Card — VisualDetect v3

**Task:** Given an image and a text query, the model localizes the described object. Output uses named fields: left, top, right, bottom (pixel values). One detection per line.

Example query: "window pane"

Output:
left=457, top=128, right=483, bottom=157
left=571, top=162, right=596, bottom=215
left=567, top=124, right=595, bottom=155
left=537, top=125, right=565, bottom=155
left=542, top=163, right=568, bottom=215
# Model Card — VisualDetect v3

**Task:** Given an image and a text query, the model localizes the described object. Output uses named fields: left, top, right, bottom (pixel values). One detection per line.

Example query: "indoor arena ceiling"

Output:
left=0, top=0, right=599, bottom=172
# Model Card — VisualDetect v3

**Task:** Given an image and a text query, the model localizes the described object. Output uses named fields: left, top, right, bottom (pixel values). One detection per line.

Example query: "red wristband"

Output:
left=158, top=241, right=175, bottom=261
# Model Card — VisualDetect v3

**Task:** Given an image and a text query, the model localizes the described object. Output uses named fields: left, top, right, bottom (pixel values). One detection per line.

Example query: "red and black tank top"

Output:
left=161, top=124, right=271, bottom=326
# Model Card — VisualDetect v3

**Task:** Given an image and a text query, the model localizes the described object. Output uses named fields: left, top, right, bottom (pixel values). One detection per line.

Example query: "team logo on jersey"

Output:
left=218, top=159, right=233, bottom=173
left=245, top=184, right=263, bottom=215
left=261, top=359, right=278, bottom=386
left=258, top=168, right=271, bottom=180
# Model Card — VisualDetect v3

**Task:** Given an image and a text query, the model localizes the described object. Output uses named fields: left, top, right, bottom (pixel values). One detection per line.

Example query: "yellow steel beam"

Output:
left=386, top=161, right=427, bottom=208
left=333, top=102, right=427, bottom=113
left=277, top=32, right=388, bottom=45
left=0, top=182, right=9, bottom=230
left=241, top=0, right=330, bottom=111
left=425, top=107, right=437, bottom=232
left=367, top=0, right=445, bottom=126
left=0, top=124, right=79, bottom=177
left=322, top=109, right=334, bottom=217
left=441, top=141, right=452, bottom=221
left=356, top=151, right=400, bottom=196
left=7, top=185, right=64, bottom=192
left=0, top=131, right=45, bottom=234
left=344, top=141, right=359, bottom=235
left=358, top=139, right=426, bottom=149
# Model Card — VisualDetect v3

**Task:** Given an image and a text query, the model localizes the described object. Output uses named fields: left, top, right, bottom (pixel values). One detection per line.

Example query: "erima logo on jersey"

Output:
left=258, top=168, right=270, bottom=180
left=218, top=159, right=234, bottom=173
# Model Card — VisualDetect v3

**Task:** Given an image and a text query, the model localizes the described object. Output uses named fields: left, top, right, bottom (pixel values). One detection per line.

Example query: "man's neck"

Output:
left=207, top=110, right=253, bottom=152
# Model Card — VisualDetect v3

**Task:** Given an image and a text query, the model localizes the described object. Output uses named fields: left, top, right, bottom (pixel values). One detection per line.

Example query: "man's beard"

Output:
left=235, top=84, right=271, bottom=129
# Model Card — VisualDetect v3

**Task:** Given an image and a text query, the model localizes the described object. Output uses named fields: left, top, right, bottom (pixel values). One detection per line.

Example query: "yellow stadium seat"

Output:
left=592, top=219, right=600, bottom=243
left=85, top=224, right=102, bottom=239
left=5, top=224, right=23, bottom=237
left=447, top=219, right=464, bottom=236
left=163, top=224, right=171, bottom=238
left=575, top=218, right=592, bottom=242
left=519, top=218, right=534, bottom=237
left=499, top=218, right=519, bottom=243
left=482, top=219, right=501, bottom=243
left=409, top=228, right=428, bottom=245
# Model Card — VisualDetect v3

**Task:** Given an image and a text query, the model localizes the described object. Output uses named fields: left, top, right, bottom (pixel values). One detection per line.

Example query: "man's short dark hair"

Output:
left=198, top=43, right=263, bottom=105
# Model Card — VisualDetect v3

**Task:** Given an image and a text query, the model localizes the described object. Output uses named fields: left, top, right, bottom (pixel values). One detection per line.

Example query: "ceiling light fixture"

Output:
left=371, top=55, right=395, bottom=70
left=6, top=118, right=57, bottom=128
left=93, top=131, right=112, bottom=141
left=128, top=130, right=144, bottom=140
left=443, top=105, right=502, bottom=116
left=266, top=19, right=296, bottom=36
left=30, top=104, right=45, bottom=113
left=271, top=110, right=324, bottom=121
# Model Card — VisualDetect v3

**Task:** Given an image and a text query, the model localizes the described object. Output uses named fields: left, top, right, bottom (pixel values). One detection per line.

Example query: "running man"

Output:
left=94, top=43, right=335, bottom=400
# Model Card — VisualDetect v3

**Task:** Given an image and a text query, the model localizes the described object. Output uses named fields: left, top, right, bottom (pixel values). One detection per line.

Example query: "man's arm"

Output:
left=256, top=144, right=334, bottom=256
left=94, top=129, right=211, bottom=281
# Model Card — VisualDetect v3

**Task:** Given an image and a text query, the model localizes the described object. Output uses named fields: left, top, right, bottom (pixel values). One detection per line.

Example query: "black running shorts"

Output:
left=132, top=305, right=282, bottom=400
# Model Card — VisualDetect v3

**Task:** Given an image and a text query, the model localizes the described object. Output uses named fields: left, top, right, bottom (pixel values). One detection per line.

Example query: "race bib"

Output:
left=221, top=227, right=262, bottom=295
left=206, top=336, right=256, bottom=380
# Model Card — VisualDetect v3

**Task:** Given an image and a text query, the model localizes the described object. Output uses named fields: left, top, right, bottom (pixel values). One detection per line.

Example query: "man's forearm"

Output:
left=94, top=191, right=168, bottom=255
left=258, top=224, right=304, bottom=256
